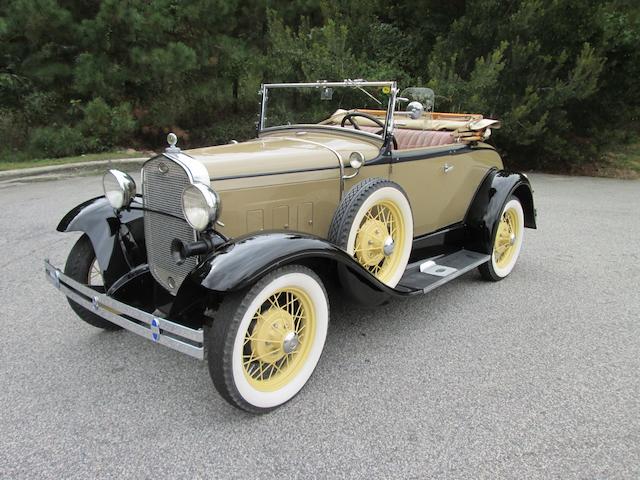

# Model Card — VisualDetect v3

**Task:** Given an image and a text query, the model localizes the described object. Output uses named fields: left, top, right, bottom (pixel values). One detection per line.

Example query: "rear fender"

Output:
left=57, top=196, right=145, bottom=285
left=464, top=170, right=537, bottom=254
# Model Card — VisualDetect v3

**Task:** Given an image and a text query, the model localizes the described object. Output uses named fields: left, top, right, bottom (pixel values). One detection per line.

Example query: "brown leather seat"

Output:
left=393, top=129, right=455, bottom=149
left=357, top=126, right=455, bottom=150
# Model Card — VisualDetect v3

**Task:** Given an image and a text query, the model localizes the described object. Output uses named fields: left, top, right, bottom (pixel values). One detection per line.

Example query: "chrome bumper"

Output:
left=44, top=260, right=204, bottom=360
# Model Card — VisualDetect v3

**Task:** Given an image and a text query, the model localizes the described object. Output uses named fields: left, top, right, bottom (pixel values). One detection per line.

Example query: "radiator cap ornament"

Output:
left=166, top=132, right=180, bottom=154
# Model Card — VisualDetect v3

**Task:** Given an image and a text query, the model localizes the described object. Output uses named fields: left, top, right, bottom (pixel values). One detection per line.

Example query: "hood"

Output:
left=184, top=129, right=382, bottom=181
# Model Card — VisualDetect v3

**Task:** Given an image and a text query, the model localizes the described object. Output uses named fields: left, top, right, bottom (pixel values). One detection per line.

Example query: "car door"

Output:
left=390, top=143, right=478, bottom=237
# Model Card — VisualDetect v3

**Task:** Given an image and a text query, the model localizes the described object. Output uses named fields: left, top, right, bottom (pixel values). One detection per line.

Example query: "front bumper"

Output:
left=44, top=260, right=204, bottom=360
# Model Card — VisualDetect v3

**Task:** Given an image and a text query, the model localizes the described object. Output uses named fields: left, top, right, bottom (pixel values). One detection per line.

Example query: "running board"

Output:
left=397, top=249, right=490, bottom=294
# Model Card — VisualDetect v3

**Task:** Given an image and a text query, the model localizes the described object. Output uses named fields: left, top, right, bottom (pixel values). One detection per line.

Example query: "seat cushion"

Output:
left=356, top=126, right=455, bottom=150
left=393, top=129, right=455, bottom=149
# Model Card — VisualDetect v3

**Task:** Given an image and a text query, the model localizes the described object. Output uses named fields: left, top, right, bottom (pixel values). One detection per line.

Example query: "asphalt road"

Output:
left=1, top=172, right=638, bottom=479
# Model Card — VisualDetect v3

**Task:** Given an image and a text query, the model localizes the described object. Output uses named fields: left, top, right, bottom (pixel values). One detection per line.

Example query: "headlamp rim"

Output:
left=181, top=182, right=221, bottom=231
left=102, top=169, right=136, bottom=209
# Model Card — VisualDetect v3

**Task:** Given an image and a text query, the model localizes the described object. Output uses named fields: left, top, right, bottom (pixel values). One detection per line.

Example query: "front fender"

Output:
left=182, top=231, right=402, bottom=296
left=464, top=170, right=537, bottom=254
left=57, top=196, right=145, bottom=285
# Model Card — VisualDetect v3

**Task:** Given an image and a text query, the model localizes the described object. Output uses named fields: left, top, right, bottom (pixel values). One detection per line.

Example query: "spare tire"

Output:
left=328, top=178, right=413, bottom=287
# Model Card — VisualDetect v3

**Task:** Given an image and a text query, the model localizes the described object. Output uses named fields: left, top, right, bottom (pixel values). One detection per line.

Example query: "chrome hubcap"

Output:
left=383, top=236, right=395, bottom=256
left=282, top=331, right=299, bottom=354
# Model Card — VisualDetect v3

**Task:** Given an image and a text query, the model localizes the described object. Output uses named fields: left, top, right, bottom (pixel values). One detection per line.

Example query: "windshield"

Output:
left=260, top=81, right=396, bottom=138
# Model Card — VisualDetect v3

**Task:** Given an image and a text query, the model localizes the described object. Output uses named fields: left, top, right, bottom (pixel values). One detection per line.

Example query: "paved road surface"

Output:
left=0, top=173, right=638, bottom=479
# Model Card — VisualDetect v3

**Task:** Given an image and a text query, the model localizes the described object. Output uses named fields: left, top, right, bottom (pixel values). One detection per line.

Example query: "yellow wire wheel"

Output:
left=329, top=178, right=413, bottom=288
left=353, top=200, right=407, bottom=284
left=480, top=196, right=525, bottom=281
left=207, top=265, right=329, bottom=413
left=242, top=286, right=316, bottom=392
left=493, top=207, right=520, bottom=269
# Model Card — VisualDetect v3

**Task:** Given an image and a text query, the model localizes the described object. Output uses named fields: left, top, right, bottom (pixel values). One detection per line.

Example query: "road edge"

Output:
left=0, top=157, right=147, bottom=181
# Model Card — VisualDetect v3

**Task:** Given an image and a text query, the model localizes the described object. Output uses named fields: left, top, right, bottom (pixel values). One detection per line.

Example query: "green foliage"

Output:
left=0, top=0, right=638, bottom=168
left=28, top=125, right=85, bottom=158
left=79, top=98, right=137, bottom=149
left=422, top=0, right=637, bottom=167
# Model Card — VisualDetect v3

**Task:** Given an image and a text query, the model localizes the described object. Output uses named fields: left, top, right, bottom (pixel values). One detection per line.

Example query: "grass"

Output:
left=553, top=139, right=640, bottom=180
left=598, top=141, right=640, bottom=179
left=0, top=150, right=147, bottom=172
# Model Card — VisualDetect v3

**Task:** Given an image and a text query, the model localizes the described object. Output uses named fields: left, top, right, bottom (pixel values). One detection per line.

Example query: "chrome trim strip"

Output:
left=156, top=152, right=210, bottom=187
left=44, top=260, right=204, bottom=360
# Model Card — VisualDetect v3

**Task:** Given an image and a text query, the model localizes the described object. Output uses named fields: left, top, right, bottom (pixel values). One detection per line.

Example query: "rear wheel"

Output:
left=207, top=265, right=329, bottom=413
left=64, top=235, right=120, bottom=330
left=479, top=197, right=525, bottom=281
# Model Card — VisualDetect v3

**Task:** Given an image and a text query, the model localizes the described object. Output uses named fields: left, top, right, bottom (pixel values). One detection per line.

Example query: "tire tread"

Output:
left=64, top=235, right=121, bottom=330
left=207, top=264, right=328, bottom=414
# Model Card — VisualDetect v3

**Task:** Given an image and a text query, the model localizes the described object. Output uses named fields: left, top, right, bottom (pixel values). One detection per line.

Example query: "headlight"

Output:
left=181, top=183, right=221, bottom=231
left=103, top=169, right=136, bottom=209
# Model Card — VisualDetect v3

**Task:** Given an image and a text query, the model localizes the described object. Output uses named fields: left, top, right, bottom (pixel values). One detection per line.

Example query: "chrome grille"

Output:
left=142, top=155, right=197, bottom=294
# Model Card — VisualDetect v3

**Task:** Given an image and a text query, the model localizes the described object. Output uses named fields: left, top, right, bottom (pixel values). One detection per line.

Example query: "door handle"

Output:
left=443, top=163, right=454, bottom=174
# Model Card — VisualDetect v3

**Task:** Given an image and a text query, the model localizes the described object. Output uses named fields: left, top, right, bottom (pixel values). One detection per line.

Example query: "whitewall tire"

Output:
left=207, top=265, right=329, bottom=413
left=479, top=196, right=525, bottom=281
left=328, top=178, right=413, bottom=288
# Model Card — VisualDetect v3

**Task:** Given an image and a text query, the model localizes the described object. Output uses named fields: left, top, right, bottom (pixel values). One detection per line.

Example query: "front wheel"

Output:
left=64, top=234, right=121, bottom=330
left=478, top=196, right=525, bottom=281
left=207, top=265, right=329, bottom=413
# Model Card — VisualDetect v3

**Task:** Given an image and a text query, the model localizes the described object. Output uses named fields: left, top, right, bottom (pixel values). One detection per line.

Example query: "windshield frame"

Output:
left=258, top=80, right=398, bottom=143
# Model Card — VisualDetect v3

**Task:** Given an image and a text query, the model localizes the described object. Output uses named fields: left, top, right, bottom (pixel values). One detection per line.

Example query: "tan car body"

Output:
left=186, top=126, right=502, bottom=240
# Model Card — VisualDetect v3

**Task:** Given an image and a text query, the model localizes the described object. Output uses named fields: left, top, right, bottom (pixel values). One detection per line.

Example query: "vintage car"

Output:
left=44, top=80, right=536, bottom=413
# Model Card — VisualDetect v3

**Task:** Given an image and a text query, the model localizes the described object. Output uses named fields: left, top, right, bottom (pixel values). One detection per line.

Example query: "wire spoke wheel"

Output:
left=241, top=287, right=316, bottom=392
left=479, top=196, right=525, bottom=281
left=493, top=208, right=520, bottom=268
left=207, top=265, right=329, bottom=413
left=329, top=178, right=413, bottom=288
left=354, top=200, right=406, bottom=284
left=87, top=258, right=104, bottom=287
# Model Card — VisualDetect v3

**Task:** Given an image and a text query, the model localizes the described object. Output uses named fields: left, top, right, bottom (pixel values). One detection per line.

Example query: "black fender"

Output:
left=180, top=231, right=408, bottom=299
left=57, top=196, right=146, bottom=285
left=464, top=169, right=537, bottom=254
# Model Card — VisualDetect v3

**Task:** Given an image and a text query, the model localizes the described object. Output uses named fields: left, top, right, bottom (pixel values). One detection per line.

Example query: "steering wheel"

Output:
left=341, top=112, right=398, bottom=149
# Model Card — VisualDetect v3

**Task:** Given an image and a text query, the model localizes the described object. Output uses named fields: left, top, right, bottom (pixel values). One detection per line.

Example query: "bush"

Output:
left=80, top=98, right=136, bottom=149
left=27, top=126, right=85, bottom=158
left=0, top=109, right=29, bottom=155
